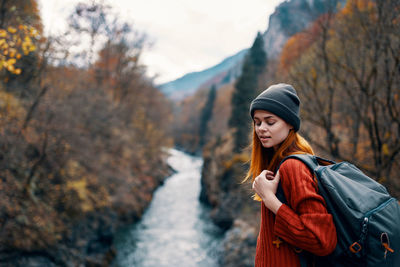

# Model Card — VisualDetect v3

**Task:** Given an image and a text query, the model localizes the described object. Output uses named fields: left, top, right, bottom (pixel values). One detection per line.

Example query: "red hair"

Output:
left=244, top=126, right=314, bottom=201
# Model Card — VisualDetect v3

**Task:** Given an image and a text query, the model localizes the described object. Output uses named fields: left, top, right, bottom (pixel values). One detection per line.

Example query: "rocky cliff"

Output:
left=263, top=0, right=346, bottom=58
left=200, top=133, right=260, bottom=266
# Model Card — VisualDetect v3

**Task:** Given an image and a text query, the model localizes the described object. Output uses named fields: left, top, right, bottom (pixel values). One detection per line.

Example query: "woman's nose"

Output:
left=259, top=122, right=268, bottom=131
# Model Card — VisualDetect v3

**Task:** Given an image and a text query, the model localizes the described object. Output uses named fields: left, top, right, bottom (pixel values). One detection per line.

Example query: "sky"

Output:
left=38, top=0, right=284, bottom=84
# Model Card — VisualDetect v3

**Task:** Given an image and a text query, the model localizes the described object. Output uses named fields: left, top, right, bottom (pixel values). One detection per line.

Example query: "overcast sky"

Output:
left=38, top=0, right=284, bottom=84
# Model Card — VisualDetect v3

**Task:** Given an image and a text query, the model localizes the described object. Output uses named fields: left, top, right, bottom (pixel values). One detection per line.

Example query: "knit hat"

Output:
left=249, top=83, right=301, bottom=132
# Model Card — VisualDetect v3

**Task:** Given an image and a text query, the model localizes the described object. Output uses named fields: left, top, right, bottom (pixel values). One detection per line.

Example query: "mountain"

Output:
left=159, top=0, right=347, bottom=100
left=263, top=0, right=347, bottom=58
left=158, top=49, right=247, bottom=100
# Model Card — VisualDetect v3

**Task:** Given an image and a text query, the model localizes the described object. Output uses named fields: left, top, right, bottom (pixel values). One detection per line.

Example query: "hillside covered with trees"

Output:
left=195, top=0, right=400, bottom=265
left=0, top=1, right=173, bottom=265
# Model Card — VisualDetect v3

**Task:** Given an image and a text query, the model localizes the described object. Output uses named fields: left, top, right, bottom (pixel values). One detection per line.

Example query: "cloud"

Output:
left=38, top=0, right=284, bottom=84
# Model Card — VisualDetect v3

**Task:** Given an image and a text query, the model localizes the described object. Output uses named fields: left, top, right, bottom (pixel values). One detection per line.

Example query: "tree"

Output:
left=229, top=32, right=267, bottom=152
left=199, top=85, right=217, bottom=147
left=282, top=0, right=400, bottom=195
left=0, top=1, right=174, bottom=264
left=65, top=1, right=147, bottom=68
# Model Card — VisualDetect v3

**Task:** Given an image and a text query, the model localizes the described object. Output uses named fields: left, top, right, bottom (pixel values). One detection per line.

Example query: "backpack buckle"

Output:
left=349, top=242, right=362, bottom=253
left=381, top=232, right=394, bottom=259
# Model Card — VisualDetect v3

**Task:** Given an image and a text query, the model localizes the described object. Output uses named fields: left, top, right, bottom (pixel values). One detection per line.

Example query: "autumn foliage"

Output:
left=0, top=25, right=38, bottom=74
left=0, top=1, right=172, bottom=265
left=278, top=0, right=400, bottom=196
left=279, top=14, right=328, bottom=72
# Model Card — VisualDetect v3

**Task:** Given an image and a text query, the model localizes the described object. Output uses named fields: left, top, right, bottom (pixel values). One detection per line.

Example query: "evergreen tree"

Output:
left=199, top=85, right=217, bottom=148
left=229, top=32, right=267, bottom=152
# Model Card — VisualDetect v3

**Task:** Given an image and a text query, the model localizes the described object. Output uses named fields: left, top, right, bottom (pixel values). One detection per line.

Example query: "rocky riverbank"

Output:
left=199, top=134, right=260, bottom=266
left=0, top=162, right=173, bottom=267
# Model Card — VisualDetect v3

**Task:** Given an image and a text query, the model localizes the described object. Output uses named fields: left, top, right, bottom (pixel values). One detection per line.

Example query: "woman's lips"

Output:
left=260, top=136, right=271, bottom=142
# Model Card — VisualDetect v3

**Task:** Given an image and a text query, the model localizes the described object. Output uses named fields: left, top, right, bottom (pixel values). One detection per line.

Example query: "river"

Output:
left=111, top=149, right=224, bottom=267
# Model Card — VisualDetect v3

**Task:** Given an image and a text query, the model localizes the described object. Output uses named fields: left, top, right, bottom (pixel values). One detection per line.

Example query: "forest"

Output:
left=181, top=0, right=400, bottom=196
left=0, top=0, right=173, bottom=265
left=0, top=0, right=399, bottom=266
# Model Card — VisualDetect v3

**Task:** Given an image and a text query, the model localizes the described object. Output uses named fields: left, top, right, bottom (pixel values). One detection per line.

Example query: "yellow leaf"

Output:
left=0, top=30, right=6, bottom=37
left=7, top=64, right=14, bottom=72
left=9, top=48, right=16, bottom=58
left=382, top=143, right=389, bottom=156
left=7, top=26, right=17, bottom=34
left=14, top=68, right=21, bottom=75
left=310, top=67, right=317, bottom=80
left=24, top=36, right=31, bottom=43
left=6, top=58, right=16, bottom=65
left=67, top=179, right=87, bottom=199
left=378, top=176, right=387, bottom=183
left=29, top=27, right=38, bottom=37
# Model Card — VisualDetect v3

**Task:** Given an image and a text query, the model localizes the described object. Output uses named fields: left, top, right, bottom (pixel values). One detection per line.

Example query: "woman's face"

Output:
left=253, top=110, right=293, bottom=150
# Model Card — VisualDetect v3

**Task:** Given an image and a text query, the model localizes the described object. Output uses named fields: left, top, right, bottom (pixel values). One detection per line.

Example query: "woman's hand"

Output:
left=252, top=170, right=282, bottom=214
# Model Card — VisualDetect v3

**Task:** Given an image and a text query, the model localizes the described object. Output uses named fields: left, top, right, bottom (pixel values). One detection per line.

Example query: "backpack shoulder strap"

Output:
left=277, top=153, right=336, bottom=174
left=276, top=153, right=335, bottom=202
left=278, top=153, right=318, bottom=173
left=275, top=153, right=319, bottom=206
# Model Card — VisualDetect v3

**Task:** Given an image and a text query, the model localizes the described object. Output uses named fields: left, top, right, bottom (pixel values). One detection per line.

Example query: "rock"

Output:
left=200, top=132, right=260, bottom=266
left=219, top=219, right=258, bottom=267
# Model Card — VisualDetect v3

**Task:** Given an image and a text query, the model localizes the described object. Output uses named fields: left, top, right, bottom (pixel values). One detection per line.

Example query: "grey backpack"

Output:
left=278, top=154, right=400, bottom=266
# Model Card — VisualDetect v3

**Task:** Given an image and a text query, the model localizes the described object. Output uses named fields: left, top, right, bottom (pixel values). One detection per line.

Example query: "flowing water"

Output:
left=112, top=149, right=224, bottom=267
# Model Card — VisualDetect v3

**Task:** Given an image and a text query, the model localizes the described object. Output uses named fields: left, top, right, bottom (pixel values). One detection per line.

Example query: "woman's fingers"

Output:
left=265, top=170, right=280, bottom=182
left=266, top=170, right=275, bottom=180
left=254, top=170, right=278, bottom=181
left=252, top=170, right=281, bottom=202
left=253, top=170, right=279, bottom=187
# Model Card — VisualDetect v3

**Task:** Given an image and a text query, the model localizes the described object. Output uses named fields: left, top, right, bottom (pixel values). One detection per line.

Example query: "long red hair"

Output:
left=244, top=126, right=314, bottom=201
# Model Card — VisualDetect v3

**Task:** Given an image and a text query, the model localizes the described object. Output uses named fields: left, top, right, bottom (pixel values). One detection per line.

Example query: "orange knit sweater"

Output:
left=255, top=159, right=337, bottom=267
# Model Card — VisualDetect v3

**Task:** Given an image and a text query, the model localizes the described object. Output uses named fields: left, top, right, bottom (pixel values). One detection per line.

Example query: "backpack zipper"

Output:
left=364, top=198, right=395, bottom=218
left=351, top=198, right=395, bottom=255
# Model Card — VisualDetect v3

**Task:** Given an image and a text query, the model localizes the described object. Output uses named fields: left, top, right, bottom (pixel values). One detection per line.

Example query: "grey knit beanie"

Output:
left=249, top=83, right=301, bottom=132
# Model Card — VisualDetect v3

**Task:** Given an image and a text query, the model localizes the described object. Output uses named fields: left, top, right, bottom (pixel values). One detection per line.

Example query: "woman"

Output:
left=246, top=83, right=337, bottom=266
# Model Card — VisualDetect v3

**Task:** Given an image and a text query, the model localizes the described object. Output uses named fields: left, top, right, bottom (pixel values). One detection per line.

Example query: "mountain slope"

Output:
left=159, top=0, right=347, bottom=101
left=158, top=49, right=247, bottom=100
left=263, top=0, right=347, bottom=58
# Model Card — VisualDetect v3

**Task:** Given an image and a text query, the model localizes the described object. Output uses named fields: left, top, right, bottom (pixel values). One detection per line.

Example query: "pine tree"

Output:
left=199, top=85, right=217, bottom=148
left=229, top=32, right=267, bottom=153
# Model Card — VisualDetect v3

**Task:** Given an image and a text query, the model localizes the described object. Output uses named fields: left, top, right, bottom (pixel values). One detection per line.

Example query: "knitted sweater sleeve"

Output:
left=273, top=158, right=337, bottom=256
